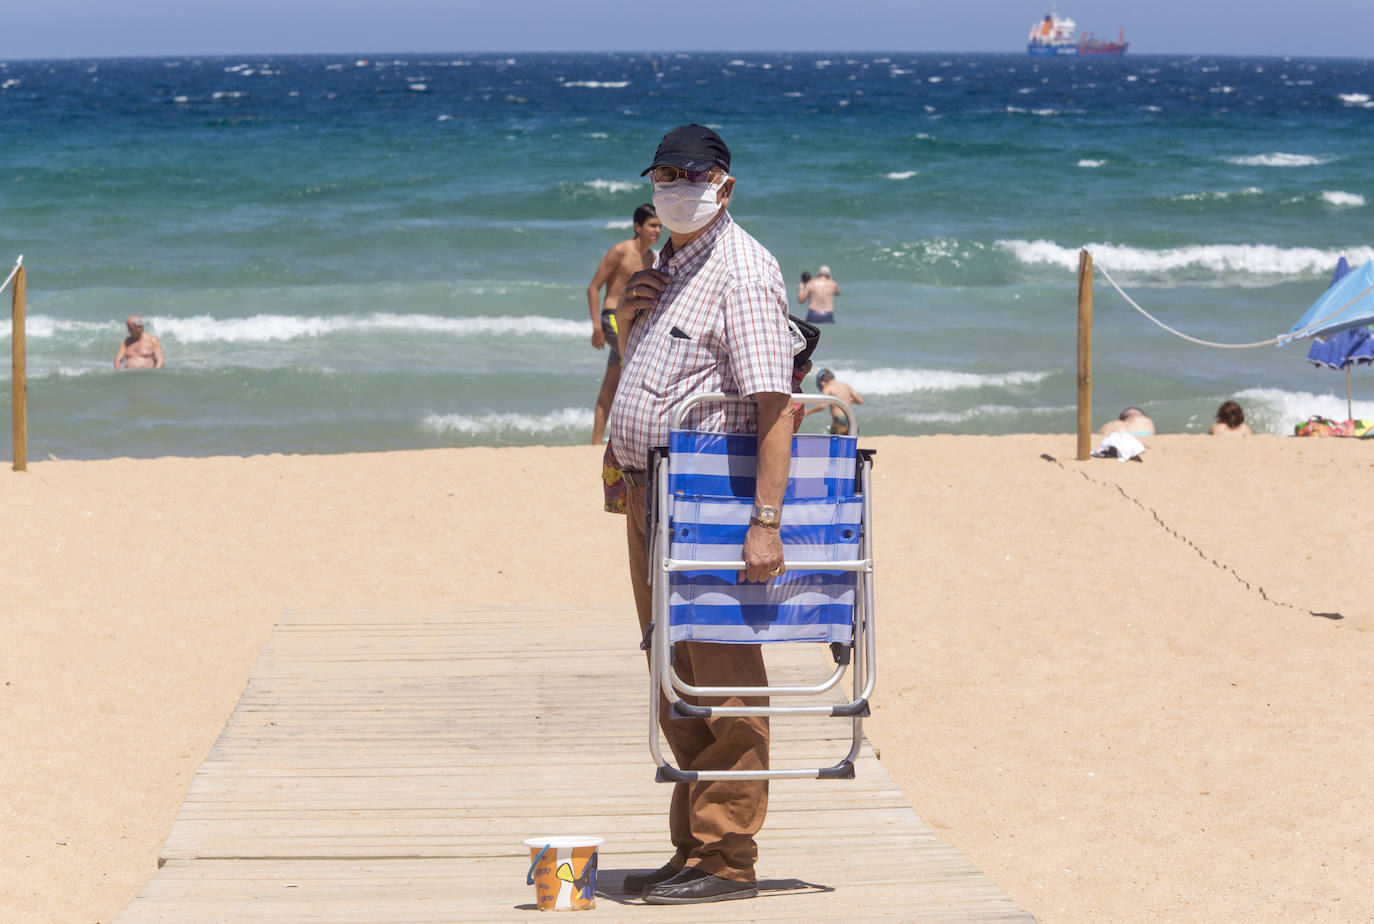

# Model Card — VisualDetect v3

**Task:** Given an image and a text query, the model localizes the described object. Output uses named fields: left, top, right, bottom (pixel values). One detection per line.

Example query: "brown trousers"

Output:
left=625, top=483, right=769, bottom=882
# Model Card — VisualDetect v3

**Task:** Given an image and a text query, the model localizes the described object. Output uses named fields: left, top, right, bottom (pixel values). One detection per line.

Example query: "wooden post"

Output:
left=11, top=264, right=26, bottom=472
left=1076, top=250, right=1093, bottom=461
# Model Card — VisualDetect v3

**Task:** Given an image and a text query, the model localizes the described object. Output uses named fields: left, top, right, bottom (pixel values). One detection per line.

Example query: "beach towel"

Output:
left=1092, top=432, right=1146, bottom=462
left=1294, top=416, right=1373, bottom=437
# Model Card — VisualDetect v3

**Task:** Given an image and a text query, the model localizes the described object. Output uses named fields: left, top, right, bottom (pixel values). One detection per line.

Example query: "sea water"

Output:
left=1, top=52, right=1371, bottom=459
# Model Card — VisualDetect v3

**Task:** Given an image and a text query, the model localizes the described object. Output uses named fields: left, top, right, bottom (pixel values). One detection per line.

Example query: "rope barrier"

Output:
left=1089, top=249, right=1374, bottom=350
left=0, top=255, right=21, bottom=296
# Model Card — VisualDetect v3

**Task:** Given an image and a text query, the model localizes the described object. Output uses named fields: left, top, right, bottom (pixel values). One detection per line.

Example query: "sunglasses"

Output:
left=649, top=165, right=724, bottom=184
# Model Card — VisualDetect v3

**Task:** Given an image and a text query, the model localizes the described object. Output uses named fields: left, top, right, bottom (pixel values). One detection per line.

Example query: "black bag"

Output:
left=788, top=315, right=821, bottom=392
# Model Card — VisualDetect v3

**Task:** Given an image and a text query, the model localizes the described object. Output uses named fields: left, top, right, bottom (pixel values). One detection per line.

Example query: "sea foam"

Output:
left=1235, top=387, right=1374, bottom=435
left=826, top=367, right=1051, bottom=396
left=147, top=313, right=584, bottom=344
left=422, top=407, right=591, bottom=436
left=1321, top=191, right=1365, bottom=207
left=903, top=404, right=1070, bottom=424
left=582, top=179, right=638, bottom=194
left=1222, top=152, right=1332, bottom=167
left=999, top=240, right=1374, bottom=278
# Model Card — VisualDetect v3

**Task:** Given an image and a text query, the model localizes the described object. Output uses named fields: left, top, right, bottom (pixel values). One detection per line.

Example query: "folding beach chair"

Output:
left=644, top=392, right=876, bottom=782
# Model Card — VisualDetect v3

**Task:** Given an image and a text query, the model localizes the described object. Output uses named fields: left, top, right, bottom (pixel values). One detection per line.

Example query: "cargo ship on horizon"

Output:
left=1027, top=10, right=1128, bottom=56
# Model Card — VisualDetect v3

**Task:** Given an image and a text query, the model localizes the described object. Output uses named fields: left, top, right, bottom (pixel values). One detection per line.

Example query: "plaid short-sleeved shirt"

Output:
left=608, top=212, right=792, bottom=472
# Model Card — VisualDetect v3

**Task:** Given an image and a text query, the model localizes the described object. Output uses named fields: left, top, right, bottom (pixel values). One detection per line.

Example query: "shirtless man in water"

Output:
left=585, top=203, right=661, bottom=444
left=797, top=264, right=840, bottom=324
left=114, top=315, right=164, bottom=370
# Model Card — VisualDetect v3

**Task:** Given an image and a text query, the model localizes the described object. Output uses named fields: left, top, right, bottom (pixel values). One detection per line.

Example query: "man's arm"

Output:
left=152, top=336, right=165, bottom=369
left=114, top=342, right=126, bottom=370
left=740, top=391, right=791, bottom=583
left=796, top=281, right=810, bottom=304
left=586, top=247, right=617, bottom=349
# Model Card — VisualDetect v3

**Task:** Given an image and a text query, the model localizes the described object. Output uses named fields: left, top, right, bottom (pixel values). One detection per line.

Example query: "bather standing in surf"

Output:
left=586, top=203, right=661, bottom=445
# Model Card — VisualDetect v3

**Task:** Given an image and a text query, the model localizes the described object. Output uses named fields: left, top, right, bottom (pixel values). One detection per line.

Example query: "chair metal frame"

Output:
left=645, top=392, right=876, bottom=782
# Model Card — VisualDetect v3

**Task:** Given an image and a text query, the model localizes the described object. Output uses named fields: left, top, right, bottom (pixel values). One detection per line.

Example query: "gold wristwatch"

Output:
left=751, top=504, right=780, bottom=528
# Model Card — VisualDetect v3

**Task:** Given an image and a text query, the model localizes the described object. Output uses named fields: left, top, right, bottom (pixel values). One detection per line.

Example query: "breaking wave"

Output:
left=1221, top=152, right=1333, bottom=167
left=999, top=240, right=1374, bottom=278
left=422, top=407, right=591, bottom=435
left=824, top=367, right=1052, bottom=396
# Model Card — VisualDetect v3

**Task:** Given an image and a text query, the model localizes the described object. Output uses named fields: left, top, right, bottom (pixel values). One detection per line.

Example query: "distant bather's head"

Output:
left=632, top=203, right=657, bottom=227
left=1119, top=406, right=1146, bottom=421
left=632, top=202, right=662, bottom=245
left=1216, top=400, right=1245, bottom=428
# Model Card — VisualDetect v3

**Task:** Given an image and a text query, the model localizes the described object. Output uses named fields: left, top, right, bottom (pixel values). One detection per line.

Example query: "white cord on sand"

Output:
left=1090, top=250, right=1373, bottom=349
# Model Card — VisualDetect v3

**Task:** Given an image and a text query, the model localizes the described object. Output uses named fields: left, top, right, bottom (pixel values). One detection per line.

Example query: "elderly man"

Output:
left=609, top=124, right=792, bottom=905
left=114, top=315, right=164, bottom=369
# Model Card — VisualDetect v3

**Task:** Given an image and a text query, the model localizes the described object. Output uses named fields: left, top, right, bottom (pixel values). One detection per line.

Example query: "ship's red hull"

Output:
left=1079, top=42, right=1128, bottom=55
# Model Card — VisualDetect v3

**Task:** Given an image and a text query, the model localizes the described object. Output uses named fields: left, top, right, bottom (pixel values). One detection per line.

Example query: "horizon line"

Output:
left=2, top=49, right=1371, bottom=64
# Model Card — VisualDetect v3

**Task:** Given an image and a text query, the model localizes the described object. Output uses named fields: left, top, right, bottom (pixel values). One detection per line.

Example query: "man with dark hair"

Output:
left=586, top=203, right=662, bottom=444
left=609, top=123, right=792, bottom=905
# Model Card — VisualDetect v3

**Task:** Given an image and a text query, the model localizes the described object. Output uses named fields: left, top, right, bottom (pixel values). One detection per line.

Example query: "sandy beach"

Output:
left=1, top=435, right=1370, bottom=923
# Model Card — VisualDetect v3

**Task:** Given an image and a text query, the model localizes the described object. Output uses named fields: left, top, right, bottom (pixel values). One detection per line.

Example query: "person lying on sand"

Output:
left=1099, top=406, right=1153, bottom=437
left=1210, top=400, right=1252, bottom=435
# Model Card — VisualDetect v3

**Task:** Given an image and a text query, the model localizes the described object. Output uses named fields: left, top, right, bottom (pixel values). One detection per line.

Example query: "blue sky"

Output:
left=4, top=1, right=1372, bottom=60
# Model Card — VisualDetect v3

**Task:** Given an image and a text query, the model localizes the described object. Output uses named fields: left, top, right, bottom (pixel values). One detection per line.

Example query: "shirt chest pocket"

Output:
left=643, top=335, right=717, bottom=399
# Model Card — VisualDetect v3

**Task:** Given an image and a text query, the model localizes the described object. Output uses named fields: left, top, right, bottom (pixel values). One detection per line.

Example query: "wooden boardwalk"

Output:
left=117, top=607, right=1035, bottom=922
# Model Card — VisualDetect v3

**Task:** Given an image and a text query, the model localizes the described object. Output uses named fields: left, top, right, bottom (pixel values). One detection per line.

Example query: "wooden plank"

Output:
left=118, top=608, right=1034, bottom=922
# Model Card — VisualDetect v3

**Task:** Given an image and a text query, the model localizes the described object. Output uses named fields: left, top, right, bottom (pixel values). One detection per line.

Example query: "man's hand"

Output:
left=591, top=327, right=605, bottom=350
left=619, top=269, right=669, bottom=316
left=741, top=523, right=785, bottom=583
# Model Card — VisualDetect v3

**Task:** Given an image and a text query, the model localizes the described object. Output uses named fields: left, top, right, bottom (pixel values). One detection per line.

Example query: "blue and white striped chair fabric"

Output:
left=666, top=429, right=862, bottom=645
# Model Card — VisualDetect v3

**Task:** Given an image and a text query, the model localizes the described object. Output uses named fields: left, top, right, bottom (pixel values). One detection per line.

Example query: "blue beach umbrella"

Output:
left=1285, top=257, right=1374, bottom=342
left=1301, top=257, right=1374, bottom=421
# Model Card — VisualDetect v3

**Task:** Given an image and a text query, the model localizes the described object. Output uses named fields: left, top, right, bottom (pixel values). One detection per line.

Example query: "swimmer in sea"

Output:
left=114, top=315, right=164, bottom=370
left=585, top=203, right=661, bottom=445
left=804, top=368, right=863, bottom=434
left=797, top=265, right=840, bottom=324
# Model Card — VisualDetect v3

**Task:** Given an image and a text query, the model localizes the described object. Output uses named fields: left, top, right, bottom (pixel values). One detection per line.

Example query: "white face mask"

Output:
left=652, top=177, right=725, bottom=234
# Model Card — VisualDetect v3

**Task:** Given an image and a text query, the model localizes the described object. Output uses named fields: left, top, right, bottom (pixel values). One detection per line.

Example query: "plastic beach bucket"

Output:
left=524, top=836, right=603, bottom=911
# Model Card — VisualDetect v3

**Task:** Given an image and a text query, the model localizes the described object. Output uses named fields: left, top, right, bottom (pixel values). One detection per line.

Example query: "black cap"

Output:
left=640, top=124, right=731, bottom=177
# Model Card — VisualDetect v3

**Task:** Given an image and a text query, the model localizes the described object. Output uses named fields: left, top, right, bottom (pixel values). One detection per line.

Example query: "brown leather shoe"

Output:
left=642, top=867, right=759, bottom=904
left=622, top=862, right=679, bottom=895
